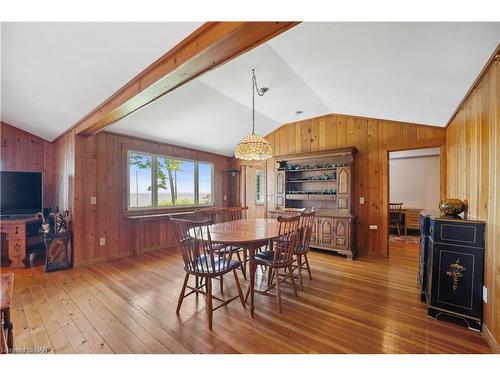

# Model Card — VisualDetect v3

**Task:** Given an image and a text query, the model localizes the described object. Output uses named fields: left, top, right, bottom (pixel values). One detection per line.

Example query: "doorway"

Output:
left=240, top=163, right=267, bottom=219
left=388, top=147, right=441, bottom=257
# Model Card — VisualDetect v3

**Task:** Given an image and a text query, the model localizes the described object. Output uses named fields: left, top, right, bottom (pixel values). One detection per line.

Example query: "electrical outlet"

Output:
left=90, top=196, right=97, bottom=205
left=483, top=286, right=488, bottom=303
left=359, top=197, right=365, bottom=204
left=99, top=237, right=106, bottom=246
left=223, top=195, right=227, bottom=201
left=369, top=225, right=378, bottom=230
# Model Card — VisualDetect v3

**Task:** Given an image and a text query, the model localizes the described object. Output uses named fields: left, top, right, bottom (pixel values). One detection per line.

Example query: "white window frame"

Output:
left=127, top=150, right=214, bottom=211
left=255, top=170, right=265, bottom=205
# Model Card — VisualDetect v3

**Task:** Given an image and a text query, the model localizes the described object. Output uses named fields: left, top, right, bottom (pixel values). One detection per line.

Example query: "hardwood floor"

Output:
left=3, top=242, right=491, bottom=354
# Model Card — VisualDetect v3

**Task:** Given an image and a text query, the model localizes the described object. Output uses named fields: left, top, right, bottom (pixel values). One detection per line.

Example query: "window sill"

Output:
left=124, top=204, right=214, bottom=217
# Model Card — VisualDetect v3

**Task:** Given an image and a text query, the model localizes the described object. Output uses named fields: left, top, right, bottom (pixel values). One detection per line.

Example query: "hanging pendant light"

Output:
left=235, top=69, right=272, bottom=160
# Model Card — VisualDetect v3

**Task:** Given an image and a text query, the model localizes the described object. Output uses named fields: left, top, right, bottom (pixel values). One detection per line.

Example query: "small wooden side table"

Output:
left=1, top=273, right=14, bottom=354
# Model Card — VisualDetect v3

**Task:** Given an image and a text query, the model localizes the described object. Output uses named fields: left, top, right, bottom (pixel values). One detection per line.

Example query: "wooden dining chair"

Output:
left=293, top=210, right=316, bottom=290
left=222, top=206, right=249, bottom=279
left=223, top=206, right=248, bottom=222
left=389, top=203, right=404, bottom=236
left=195, top=207, right=226, bottom=224
left=196, top=207, right=247, bottom=283
left=168, top=217, right=246, bottom=329
left=245, top=215, right=300, bottom=313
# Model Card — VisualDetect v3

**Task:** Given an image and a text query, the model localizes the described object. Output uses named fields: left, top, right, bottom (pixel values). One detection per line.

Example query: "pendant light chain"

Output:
left=252, top=69, right=266, bottom=135
left=234, top=69, right=272, bottom=160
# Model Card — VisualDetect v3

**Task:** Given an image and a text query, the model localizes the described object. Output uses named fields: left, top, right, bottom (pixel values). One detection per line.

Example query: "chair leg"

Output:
left=195, top=276, right=199, bottom=297
left=244, top=284, right=250, bottom=303
left=219, top=274, right=224, bottom=294
left=297, top=254, right=304, bottom=290
left=176, top=273, right=189, bottom=314
left=275, top=268, right=282, bottom=313
left=267, top=267, right=273, bottom=287
left=397, top=222, right=401, bottom=237
left=242, top=250, right=248, bottom=279
left=233, top=269, right=246, bottom=308
left=206, top=277, right=213, bottom=330
left=237, top=251, right=247, bottom=280
left=289, top=266, right=298, bottom=297
left=304, top=254, right=312, bottom=280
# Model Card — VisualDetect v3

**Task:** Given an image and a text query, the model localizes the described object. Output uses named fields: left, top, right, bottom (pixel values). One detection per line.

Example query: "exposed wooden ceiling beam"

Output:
left=72, top=22, right=299, bottom=137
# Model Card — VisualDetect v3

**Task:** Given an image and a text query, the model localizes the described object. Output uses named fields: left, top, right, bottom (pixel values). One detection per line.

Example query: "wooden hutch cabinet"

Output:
left=269, top=147, right=357, bottom=259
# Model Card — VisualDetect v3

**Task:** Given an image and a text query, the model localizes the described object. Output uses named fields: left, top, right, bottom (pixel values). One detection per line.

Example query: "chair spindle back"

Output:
left=195, top=207, right=226, bottom=224
left=224, top=206, right=248, bottom=222
left=169, top=217, right=232, bottom=275
left=272, top=215, right=301, bottom=266
left=298, top=210, right=316, bottom=251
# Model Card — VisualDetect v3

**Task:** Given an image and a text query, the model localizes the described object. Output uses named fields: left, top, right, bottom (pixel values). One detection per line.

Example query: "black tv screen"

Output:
left=0, top=171, right=43, bottom=216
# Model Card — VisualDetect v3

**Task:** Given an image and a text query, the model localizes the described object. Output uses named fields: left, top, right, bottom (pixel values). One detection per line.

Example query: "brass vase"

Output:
left=439, top=199, right=465, bottom=217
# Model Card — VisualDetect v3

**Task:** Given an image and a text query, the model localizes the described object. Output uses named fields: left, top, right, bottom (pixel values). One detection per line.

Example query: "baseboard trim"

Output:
left=74, top=245, right=177, bottom=267
left=483, top=323, right=500, bottom=353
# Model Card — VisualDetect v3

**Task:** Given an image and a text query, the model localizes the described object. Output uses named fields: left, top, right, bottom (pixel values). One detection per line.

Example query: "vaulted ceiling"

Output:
left=2, top=22, right=500, bottom=156
left=1, top=22, right=202, bottom=140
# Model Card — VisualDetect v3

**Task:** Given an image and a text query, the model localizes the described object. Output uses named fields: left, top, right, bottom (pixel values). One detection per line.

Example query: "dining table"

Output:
left=206, top=218, right=281, bottom=317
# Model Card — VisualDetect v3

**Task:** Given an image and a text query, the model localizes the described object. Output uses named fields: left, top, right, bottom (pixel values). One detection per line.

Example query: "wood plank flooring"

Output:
left=3, top=242, right=491, bottom=353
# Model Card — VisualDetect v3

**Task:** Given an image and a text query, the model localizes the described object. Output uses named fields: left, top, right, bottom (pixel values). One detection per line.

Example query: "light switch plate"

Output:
left=90, top=196, right=97, bottom=205
left=223, top=195, right=227, bottom=201
left=483, top=286, right=488, bottom=303
left=369, top=225, right=378, bottom=230
left=359, top=197, right=365, bottom=204
left=99, top=237, right=106, bottom=246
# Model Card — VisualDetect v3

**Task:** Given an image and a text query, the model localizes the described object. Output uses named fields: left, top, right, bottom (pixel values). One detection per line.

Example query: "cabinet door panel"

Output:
left=310, top=218, right=318, bottom=245
left=334, top=218, right=348, bottom=250
left=276, top=195, right=285, bottom=208
left=276, top=171, right=285, bottom=194
left=318, top=217, right=334, bottom=247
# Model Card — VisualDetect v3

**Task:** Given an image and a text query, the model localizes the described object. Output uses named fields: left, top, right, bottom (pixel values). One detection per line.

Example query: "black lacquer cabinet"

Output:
left=418, top=213, right=431, bottom=302
left=419, top=211, right=485, bottom=331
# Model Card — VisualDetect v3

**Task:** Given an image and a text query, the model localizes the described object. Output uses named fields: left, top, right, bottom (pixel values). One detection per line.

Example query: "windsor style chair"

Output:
left=195, top=207, right=248, bottom=284
left=245, top=215, right=301, bottom=313
left=223, top=206, right=248, bottom=222
left=169, top=217, right=246, bottom=329
left=293, top=210, right=315, bottom=290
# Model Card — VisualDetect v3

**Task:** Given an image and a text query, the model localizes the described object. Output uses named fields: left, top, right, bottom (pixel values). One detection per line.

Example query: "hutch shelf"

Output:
left=269, top=147, right=357, bottom=259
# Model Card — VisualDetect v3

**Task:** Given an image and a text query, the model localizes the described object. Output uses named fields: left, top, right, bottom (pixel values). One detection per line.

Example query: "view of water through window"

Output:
left=128, top=152, right=213, bottom=208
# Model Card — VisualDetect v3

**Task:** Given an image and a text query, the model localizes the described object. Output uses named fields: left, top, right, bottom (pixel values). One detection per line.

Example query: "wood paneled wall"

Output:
left=257, top=114, right=446, bottom=256
left=446, top=59, right=500, bottom=346
left=0, top=122, right=55, bottom=207
left=74, top=132, right=232, bottom=265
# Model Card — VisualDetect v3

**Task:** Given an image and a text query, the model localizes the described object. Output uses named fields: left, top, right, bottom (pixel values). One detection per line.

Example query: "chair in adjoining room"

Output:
left=245, top=215, right=301, bottom=313
left=389, top=202, right=404, bottom=237
left=169, top=217, right=246, bottom=329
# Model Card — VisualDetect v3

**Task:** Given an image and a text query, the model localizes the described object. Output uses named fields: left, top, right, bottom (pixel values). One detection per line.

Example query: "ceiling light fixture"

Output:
left=234, top=69, right=272, bottom=160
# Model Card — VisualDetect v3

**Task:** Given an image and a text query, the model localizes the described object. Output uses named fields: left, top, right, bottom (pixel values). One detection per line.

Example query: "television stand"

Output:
left=0, top=217, right=42, bottom=269
left=0, top=214, right=33, bottom=220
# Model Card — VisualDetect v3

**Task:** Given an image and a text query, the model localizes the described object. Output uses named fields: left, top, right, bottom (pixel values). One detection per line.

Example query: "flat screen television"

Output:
left=0, top=171, right=43, bottom=217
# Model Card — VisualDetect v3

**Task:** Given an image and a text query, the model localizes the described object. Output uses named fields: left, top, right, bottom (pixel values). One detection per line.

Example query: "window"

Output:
left=256, top=170, right=265, bottom=204
left=129, top=152, right=153, bottom=208
left=128, top=151, right=213, bottom=210
left=198, top=162, right=213, bottom=205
